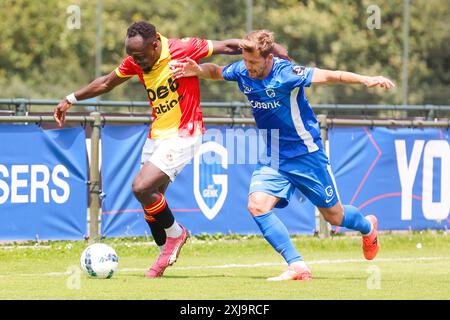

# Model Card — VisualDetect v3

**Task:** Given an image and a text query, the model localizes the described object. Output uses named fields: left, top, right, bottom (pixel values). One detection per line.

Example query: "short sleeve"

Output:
left=222, top=61, right=241, bottom=82
left=114, top=56, right=138, bottom=78
left=291, top=65, right=315, bottom=87
left=179, top=37, right=213, bottom=61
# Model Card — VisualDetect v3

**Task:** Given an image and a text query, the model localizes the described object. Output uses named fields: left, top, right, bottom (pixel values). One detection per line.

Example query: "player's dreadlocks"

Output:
left=126, top=21, right=157, bottom=40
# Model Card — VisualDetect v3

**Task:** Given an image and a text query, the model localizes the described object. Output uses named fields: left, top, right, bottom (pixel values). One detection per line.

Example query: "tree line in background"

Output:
left=0, top=0, right=448, bottom=106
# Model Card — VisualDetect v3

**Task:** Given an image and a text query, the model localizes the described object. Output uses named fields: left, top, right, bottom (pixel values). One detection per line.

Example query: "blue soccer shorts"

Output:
left=249, top=148, right=340, bottom=208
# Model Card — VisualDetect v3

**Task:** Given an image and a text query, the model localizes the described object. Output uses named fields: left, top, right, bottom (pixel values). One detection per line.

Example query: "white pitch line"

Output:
left=142, top=256, right=450, bottom=271
left=0, top=245, right=51, bottom=250
left=0, top=256, right=449, bottom=278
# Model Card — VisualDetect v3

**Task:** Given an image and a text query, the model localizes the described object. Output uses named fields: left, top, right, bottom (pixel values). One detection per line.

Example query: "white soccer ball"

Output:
left=80, top=243, right=119, bottom=279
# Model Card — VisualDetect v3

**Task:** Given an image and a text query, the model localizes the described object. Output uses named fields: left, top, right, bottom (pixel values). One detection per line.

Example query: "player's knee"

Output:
left=322, top=213, right=343, bottom=226
left=319, top=204, right=344, bottom=226
left=247, top=201, right=270, bottom=216
left=132, top=181, right=144, bottom=197
left=132, top=180, right=154, bottom=200
left=325, top=215, right=340, bottom=226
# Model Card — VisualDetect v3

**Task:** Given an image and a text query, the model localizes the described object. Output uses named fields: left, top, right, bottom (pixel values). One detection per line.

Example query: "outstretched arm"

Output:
left=312, top=68, right=395, bottom=89
left=53, top=71, right=129, bottom=127
left=273, top=43, right=291, bottom=61
left=211, top=39, right=242, bottom=55
left=171, top=57, right=224, bottom=80
left=211, top=39, right=291, bottom=60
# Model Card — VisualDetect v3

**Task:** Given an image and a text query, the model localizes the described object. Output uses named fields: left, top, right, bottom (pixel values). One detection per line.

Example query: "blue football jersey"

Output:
left=222, top=57, right=323, bottom=159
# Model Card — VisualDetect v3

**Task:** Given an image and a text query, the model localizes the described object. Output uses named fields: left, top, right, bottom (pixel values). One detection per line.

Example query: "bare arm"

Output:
left=211, top=39, right=243, bottom=55
left=311, top=68, right=395, bottom=89
left=53, top=71, right=129, bottom=127
left=195, top=63, right=225, bottom=80
left=211, top=39, right=291, bottom=60
left=172, top=58, right=224, bottom=80
left=73, top=71, right=129, bottom=100
left=273, top=43, right=291, bottom=61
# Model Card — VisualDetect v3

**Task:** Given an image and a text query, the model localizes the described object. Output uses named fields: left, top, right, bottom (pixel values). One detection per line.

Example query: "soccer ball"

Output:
left=80, top=243, right=119, bottom=279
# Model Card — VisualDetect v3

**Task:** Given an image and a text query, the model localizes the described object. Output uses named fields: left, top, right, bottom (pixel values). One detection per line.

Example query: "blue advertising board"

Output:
left=4, top=124, right=446, bottom=240
left=329, top=127, right=450, bottom=232
left=100, top=125, right=316, bottom=237
left=0, top=125, right=88, bottom=240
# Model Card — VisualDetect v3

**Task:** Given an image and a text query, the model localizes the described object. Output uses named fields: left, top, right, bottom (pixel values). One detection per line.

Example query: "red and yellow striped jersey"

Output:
left=115, top=34, right=213, bottom=139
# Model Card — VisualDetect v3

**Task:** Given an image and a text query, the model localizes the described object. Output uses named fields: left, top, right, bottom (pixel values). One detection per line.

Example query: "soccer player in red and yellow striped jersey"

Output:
left=115, top=33, right=211, bottom=139
left=54, top=21, right=290, bottom=278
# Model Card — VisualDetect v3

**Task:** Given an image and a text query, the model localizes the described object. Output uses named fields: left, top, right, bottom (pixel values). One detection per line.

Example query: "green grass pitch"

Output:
left=0, top=231, right=449, bottom=300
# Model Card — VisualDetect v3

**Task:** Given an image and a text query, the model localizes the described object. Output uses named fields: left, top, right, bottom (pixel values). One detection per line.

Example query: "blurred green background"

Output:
left=0, top=0, right=448, bottom=106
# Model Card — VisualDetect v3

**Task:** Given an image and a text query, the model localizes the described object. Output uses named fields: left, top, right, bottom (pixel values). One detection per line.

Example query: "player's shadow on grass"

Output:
left=245, top=275, right=368, bottom=280
left=161, top=275, right=366, bottom=280
left=156, top=275, right=277, bottom=280
left=126, top=273, right=370, bottom=281
left=126, top=273, right=235, bottom=279
left=161, top=274, right=243, bottom=279
left=311, top=275, right=368, bottom=280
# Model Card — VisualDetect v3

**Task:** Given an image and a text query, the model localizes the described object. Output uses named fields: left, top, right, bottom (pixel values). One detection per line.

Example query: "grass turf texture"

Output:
left=0, top=231, right=449, bottom=300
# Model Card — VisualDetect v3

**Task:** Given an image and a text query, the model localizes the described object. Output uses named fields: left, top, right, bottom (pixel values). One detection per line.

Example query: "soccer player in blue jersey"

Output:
left=173, top=30, right=395, bottom=281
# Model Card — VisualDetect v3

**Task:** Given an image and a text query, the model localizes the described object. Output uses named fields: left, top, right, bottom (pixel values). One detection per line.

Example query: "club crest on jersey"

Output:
left=265, top=89, right=276, bottom=98
left=193, top=142, right=228, bottom=220
left=325, top=186, right=334, bottom=197
left=293, top=65, right=307, bottom=77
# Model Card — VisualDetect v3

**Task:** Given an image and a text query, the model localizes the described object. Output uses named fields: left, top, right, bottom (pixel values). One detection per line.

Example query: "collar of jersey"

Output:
left=152, top=33, right=170, bottom=70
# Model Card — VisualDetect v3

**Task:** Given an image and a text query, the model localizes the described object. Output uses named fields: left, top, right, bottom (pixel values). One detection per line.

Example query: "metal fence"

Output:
left=1, top=99, right=450, bottom=119
left=1, top=101, right=449, bottom=240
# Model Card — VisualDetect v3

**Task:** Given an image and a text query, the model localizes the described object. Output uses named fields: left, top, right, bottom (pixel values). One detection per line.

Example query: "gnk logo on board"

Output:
left=193, top=142, right=228, bottom=220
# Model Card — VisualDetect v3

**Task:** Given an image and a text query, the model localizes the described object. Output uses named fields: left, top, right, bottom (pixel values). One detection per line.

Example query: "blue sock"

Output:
left=253, top=211, right=302, bottom=264
left=341, top=205, right=372, bottom=235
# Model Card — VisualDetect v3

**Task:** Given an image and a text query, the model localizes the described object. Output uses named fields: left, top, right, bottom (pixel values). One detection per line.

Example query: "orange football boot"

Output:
left=362, top=215, right=380, bottom=260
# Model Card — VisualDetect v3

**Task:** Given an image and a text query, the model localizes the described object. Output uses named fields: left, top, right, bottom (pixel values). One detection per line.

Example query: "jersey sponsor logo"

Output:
left=293, top=65, right=307, bottom=77
left=249, top=100, right=281, bottom=109
left=146, top=77, right=180, bottom=115
left=146, top=77, right=179, bottom=101
left=153, top=96, right=183, bottom=115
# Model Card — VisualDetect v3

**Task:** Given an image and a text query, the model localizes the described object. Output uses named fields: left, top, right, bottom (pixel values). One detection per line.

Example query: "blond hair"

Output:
left=239, top=30, right=275, bottom=58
